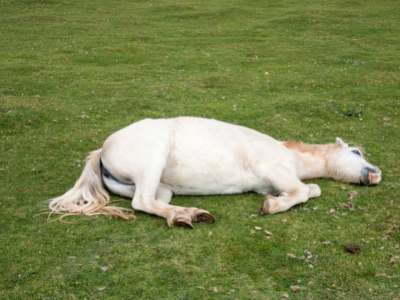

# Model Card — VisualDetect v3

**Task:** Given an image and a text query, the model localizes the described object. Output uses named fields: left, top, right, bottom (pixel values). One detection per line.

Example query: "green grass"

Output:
left=1, top=0, right=399, bottom=298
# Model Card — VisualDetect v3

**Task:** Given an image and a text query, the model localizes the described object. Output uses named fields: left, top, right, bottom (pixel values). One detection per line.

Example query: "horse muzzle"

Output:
left=361, top=166, right=382, bottom=185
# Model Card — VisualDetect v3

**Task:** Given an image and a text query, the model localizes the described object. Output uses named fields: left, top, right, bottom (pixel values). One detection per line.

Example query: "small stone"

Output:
left=210, top=287, right=218, bottom=293
left=290, top=285, right=300, bottom=292
left=346, top=244, right=361, bottom=254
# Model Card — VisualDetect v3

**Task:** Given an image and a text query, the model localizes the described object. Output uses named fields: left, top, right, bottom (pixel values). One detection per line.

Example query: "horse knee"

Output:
left=307, top=184, right=321, bottom=198
left=295, top=185, right=312, bottom=203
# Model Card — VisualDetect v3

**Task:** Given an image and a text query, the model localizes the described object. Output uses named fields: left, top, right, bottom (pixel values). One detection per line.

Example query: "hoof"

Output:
left=174, top=218, right=194, bottom=229
left=195, top=211, right=215, bottom=224
left=260, top=199, right=272, bottom=216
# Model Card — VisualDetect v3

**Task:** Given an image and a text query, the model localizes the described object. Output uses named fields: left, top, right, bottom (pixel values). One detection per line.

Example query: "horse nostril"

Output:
left=362, top=166, right=382, bottom=186
left=366, top=166, right=379, bottom=174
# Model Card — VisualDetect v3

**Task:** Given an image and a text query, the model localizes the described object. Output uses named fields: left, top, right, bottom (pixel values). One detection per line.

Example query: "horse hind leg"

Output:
left=133, top=184, right=214, bottom=228
left=131, top=161, right=214, bottom=228
left=156, top=185, right=215, bottom=227
left=155, top=185, right=216, bottom=227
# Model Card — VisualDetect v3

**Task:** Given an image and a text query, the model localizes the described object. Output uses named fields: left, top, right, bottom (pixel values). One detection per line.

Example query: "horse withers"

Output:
left=49, top=117, right=381, bottom=228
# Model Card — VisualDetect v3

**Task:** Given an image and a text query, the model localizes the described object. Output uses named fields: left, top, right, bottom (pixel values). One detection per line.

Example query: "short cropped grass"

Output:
left=1, top=0, right=399, bottom=298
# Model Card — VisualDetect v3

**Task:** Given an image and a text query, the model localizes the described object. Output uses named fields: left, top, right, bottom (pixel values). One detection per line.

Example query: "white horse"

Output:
left=49, top=117, right=381, bottom=228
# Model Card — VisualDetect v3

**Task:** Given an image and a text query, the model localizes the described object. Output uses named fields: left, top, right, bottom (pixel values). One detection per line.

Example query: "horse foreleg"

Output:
left=261, top=185, right=316, bottom=215
left=307, top=183, right=321, bottom=198
left=258, top=165, right=321, bottom=215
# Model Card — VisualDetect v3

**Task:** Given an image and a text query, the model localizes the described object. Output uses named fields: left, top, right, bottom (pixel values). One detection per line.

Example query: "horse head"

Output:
left=327, top=137, right=382, bottom=185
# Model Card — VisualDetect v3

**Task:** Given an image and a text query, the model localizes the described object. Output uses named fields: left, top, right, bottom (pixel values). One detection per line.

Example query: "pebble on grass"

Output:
left=345, top=244, right=361, bottom=254
left=290, top=285, right=300, bottom=292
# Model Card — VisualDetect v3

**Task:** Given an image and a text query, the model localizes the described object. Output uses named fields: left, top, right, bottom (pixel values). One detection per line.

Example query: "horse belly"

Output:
left=162, top=169, right=262, bottom=195
left=160, top=147, right=264, bottom=195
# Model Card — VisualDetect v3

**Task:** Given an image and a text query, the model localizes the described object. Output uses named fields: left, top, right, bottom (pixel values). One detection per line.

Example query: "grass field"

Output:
left=1, top=0, right=399, bottom=298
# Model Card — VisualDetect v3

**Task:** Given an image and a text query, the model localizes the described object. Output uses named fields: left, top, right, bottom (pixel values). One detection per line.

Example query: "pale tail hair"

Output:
left=48, top=149, right=135, bottom=221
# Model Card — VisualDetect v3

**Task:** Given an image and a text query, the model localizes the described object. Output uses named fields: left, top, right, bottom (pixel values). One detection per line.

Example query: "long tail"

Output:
left=48, top=149, right=135, bottom=221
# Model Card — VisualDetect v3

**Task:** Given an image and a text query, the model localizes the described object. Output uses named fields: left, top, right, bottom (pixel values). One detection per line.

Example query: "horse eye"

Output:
left=352, top=150, right=361, bottom=156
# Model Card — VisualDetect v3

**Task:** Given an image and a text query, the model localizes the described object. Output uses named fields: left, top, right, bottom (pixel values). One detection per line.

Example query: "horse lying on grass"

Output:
left=49, top=117, right=381, bottom=228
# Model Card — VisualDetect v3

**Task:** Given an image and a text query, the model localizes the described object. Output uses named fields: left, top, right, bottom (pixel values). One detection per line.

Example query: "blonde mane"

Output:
left=283, top=141, right=341, bottom=157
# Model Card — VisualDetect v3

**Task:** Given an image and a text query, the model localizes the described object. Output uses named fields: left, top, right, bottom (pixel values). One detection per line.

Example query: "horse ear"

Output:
left=335, top=137, right=347, bottom=147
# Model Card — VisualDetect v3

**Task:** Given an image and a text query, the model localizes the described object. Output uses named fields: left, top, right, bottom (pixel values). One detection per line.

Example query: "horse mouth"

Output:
left=361, top=167, right=381, bottom=185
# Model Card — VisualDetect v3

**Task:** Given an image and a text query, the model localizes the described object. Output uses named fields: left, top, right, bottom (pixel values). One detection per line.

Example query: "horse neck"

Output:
left=283, top=141, right=338, bottom=180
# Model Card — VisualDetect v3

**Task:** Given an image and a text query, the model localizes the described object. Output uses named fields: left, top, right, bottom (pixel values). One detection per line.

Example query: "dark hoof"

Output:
left=196, top=212, right=215, bottom=224
left=174, top=219, right=194, bottom=229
